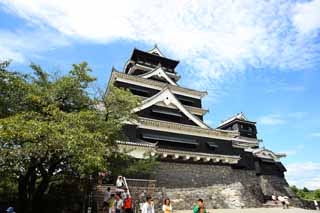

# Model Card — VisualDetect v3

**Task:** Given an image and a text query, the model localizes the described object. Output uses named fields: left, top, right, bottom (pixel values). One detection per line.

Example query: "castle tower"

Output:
left=105, top=46, right=298, bottom=209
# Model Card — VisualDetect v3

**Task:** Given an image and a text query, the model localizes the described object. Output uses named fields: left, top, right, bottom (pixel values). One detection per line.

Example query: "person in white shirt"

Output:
left=278, top=196, right=289, bottom=209
left=141, top=196, right=154, bottom=213
left=116, top=176, right=125, bottom=190
left=122, top=188, right=128, bottom=201
left=102, top=187, right=111, bottom=213
left=162, top=198, right=172, bottom=213
left=115, top=193, right=123, bottom=213
left=314, top=200, right=319, bottom=210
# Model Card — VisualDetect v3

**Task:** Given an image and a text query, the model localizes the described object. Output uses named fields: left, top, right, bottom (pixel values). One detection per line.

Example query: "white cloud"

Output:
left=0, top=29, right=69, bottom=63
left=292, top=0, right=320, bottom=34
left=286, top=162, right=320, bottom=189
left=0, top=0, right=319, bottom=87
left=258, top=114, right=286, bottom=125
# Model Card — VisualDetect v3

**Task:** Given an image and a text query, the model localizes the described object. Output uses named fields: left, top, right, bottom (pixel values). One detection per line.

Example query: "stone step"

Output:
left=263, top=200, right=283, bottom=208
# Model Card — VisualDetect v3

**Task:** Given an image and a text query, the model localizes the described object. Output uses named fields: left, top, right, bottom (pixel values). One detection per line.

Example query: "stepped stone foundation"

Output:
left=146, top=161, right=301, bottom=210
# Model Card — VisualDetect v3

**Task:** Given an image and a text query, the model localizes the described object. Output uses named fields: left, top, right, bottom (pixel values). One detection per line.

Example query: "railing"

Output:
left=122, top=176, right=131, bottom=197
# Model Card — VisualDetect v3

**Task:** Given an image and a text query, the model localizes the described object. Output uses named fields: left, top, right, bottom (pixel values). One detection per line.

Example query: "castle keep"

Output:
left=106, top=46, right=298, bottom=209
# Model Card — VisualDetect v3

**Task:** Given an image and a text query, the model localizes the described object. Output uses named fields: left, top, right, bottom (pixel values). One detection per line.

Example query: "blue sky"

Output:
left=0, top=0, right=320, bottom=189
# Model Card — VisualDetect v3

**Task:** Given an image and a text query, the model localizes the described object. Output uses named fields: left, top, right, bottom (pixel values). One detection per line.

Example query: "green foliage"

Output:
left=0, top=61, right=31, bottom=118
left=107, top=151, right=158, bottom=179
left=0, top=61, right=141, bottom=212
left=290, top=185, right=320, bottom=201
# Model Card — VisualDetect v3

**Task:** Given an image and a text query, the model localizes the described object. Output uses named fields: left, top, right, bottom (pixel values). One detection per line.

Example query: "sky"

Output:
left=0, top=0, right=320, bottom=189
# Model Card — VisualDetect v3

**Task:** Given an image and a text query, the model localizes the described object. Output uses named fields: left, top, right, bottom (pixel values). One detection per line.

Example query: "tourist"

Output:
left=193, top=199, right=207, bottom=213
left=314, top=200, right=319, bottom=210
left=141, top=195, right=155, bottom=213
left=116, top=176, right=125, bottom=191
left=162, top=198, right=172, bottom=213
left=108, top=194, right=116, bottom=213
left=122, top=188, right=128, bottom=200
left=271, top=194, right=277, bottom=204
left=139, top=190, right=147, bottom=211
left=124, top=195, right=133, bottom=213
left=102, top=187, right=111, bottom=213
left=284, top=196, right=290, bottom=209
left=115, top=193, right=124, bottom=213
left=278, top=195, right=289, bottom=209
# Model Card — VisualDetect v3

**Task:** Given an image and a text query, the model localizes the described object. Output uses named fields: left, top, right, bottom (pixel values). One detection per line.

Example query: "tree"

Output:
left=0, top=61, right=140, bottom=213
left=290, top=185, right=320, bottom=201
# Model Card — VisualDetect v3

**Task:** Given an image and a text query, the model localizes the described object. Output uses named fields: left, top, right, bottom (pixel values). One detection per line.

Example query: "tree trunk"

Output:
left=18, top=176, right=30, bottom=213
left=32, top=177, right=50, bottom=213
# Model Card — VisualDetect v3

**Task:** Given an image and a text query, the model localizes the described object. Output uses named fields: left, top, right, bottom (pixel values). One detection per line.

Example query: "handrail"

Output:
left=122, top=176, right=131, bottom=197
left=125, top=178, right=157, bottom=182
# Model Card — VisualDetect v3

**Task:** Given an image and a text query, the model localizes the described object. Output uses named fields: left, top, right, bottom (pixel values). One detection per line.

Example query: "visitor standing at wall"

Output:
left=193, top=199, right=207, bottom=213
left=122, top=188, right=128, bottom=200
left=108, top=194, right=116, bottom=213
left=314, top=200, right=319, bottom=210
left=116, top=176, right=125, bottom=190
left=162, top=198, right=172, bottom=213
left=141, top=196, right=155, bottom=213
left=103, top=187, right=111, bottom=213
left=115, top=194, right=124, bottom=213
left=278, top=196, right=289, bottom=209
left=124, top=195, right=133, bottom=213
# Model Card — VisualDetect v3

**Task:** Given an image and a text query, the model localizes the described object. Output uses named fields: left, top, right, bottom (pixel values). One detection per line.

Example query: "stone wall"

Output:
left=145, top=161, right=301, bottom=210
left=152, top=183, right=262, bottom=210
left=151, top=161, right=259, bottom=188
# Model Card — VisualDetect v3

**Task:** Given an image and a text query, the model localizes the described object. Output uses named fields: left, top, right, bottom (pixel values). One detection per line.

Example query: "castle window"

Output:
left=142, top=133, right=198, bottom=146
left=129, top=87, right=150, bottom=97
left=152, top=108, right=182, bottom=117
left=207, top=142, right=218, bottom=150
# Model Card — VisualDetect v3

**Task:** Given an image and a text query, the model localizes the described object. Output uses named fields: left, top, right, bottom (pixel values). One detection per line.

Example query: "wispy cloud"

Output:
left=292, top=0, right=320, bottom=34
left=0, top=0, right=319, bottom=89
left=0, top=28, right=69, bottom=63
left=258, top=114, right=287, bottom=125
left=258, top=112, right=307, bottom=126
left=286, top=162, right=320, bottom=189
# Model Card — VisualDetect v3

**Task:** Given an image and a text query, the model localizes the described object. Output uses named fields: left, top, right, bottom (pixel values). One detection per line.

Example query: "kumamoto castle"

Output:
left=102, top=46, right=303, bottom=210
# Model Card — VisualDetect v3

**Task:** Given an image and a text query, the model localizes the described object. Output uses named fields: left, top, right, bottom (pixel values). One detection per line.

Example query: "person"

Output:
left=141, top=196, right=155, bottom=213
left=314, top=200, right=319, bottom=210
left=116, top=176, right=125, bottom=189
left=122, top=188, right=128, bottom=201
left=108, top=194, right=116, bottom=213
left=284, top=196, right=290, bottom=209
left=193, top=199, right=207, bottom=213
left=278, top=196, right=288, bottom=209
left=6, top=207, right=16, bottom=213
left=139, top=190, right=146, bottom=211
left=124, top=195, right=133, bottom=213
left=271, top=194, right=277, bottom=204
left=102, top=187, right=111, bottom=213
left=115, top=193, right=123, bottom=213
left=162, top=198, right=172, bottom=213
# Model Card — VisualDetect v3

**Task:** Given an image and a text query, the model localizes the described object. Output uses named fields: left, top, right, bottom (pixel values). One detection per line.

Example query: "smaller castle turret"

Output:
left=217, top=112, right=257, bottom=139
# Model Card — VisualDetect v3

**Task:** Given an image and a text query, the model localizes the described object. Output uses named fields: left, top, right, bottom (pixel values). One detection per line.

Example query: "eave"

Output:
left=132, top=87, right=209, bottom=128
left=131, top=48, right=179, bottom=69
left=154, top=101, right=208, bottom=116
left=116, top=141, right=240, bottom=164
left=138, top=66, right=177, bottom=86
left=109, top=70, right=207, bottom=99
